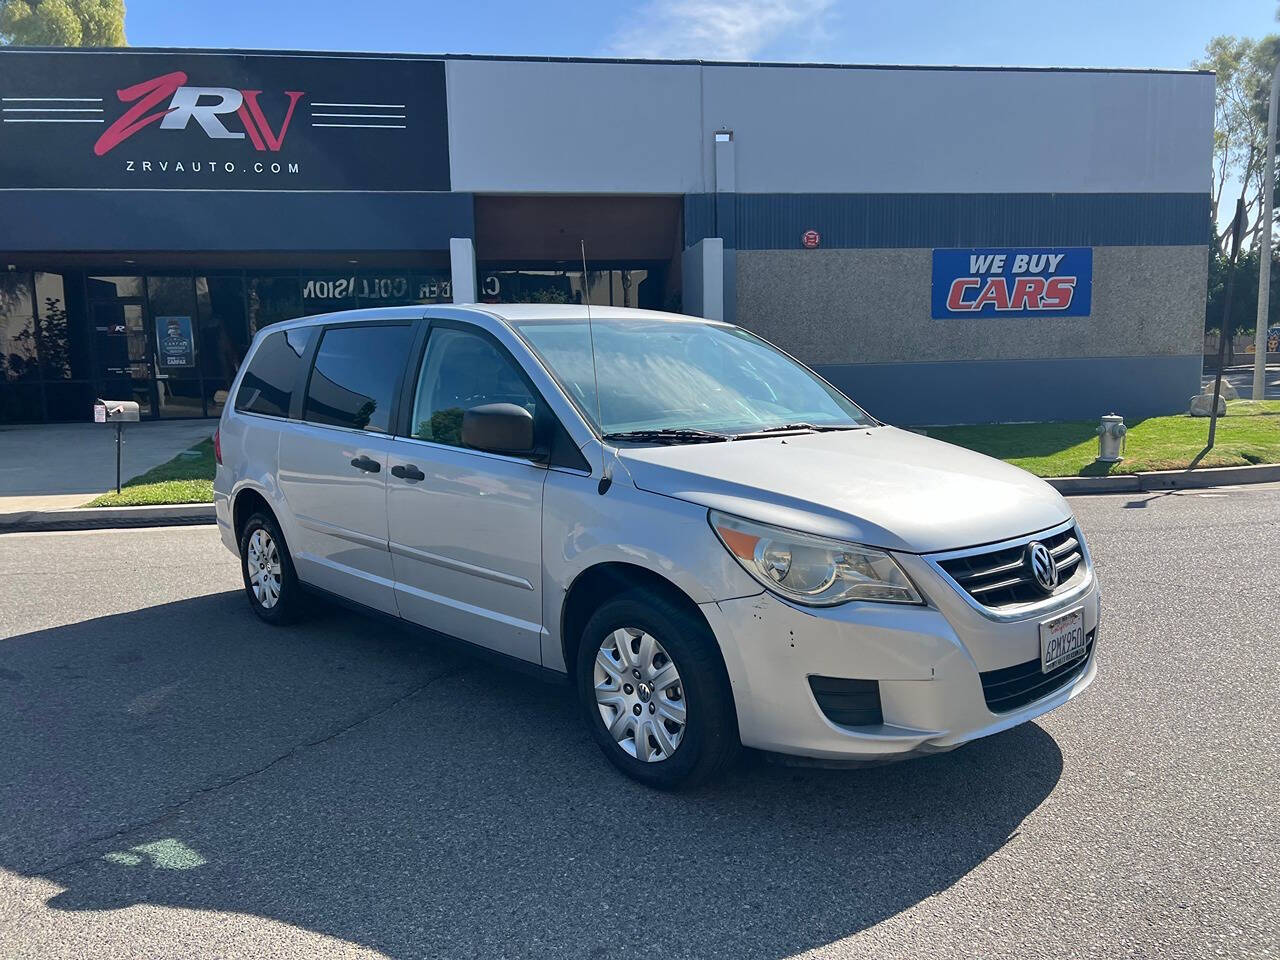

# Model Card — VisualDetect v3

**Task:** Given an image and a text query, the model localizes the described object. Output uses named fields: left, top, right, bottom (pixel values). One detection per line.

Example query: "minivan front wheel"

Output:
left=595, top=627, right=688, bottom=762
left=239, top=512, right=302, bottom=624
left=577, top=590, right=739, bottom=788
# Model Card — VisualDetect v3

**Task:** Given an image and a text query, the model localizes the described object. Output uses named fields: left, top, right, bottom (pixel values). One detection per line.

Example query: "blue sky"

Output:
left=124, top=0, right=1274, bottom=69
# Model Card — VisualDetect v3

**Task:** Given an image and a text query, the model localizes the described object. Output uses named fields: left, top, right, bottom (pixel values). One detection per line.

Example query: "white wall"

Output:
left=446, top=59, right=702, bottom=194
left=700, top=67, right=1214, bottom=194
left=446, top=59, right=1214, bottom=196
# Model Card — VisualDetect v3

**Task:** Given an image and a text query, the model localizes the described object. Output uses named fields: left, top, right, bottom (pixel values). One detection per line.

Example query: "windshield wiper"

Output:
left=732, top=422, right=861, bottom=439
left=602, top=428, right=730, bottom=444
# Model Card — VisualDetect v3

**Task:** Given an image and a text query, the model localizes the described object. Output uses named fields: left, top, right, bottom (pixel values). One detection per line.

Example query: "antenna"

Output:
left=581, top=239, right=611, bottom=494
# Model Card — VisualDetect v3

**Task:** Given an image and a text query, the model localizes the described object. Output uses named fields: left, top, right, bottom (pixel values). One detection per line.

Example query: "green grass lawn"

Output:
left=83, top=437, right=216, bottom=507
left=74, top=400, right=1280, bottom=507
left=931, top=400, right=1280, bottom=477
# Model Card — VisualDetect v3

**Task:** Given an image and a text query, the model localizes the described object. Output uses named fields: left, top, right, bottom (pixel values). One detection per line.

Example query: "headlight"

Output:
left=710, top=510, right=923, bottom=606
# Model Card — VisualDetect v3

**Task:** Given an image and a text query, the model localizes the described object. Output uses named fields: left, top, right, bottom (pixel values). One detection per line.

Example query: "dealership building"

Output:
left=0, top=47, right=1212, bottom=426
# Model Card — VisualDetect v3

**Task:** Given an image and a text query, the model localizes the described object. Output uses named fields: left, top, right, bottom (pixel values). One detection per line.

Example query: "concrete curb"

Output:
left=0, top=502, right=215, bottom=534
left=1047, top=463, right=1280, bottom=495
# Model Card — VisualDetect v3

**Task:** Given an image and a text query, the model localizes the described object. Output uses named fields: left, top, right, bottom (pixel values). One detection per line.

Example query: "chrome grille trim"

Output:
left=925, top=519, right=1094, bottom=623
left=1050, top=536, right=1078, bottom=557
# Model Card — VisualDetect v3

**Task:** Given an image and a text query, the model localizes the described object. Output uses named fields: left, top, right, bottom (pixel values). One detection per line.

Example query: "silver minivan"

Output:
left=213, top=304, right=1099, bottom=788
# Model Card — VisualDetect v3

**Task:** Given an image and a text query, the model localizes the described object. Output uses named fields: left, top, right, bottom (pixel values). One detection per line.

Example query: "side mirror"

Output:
left=462, top=403, right=536, bottom=456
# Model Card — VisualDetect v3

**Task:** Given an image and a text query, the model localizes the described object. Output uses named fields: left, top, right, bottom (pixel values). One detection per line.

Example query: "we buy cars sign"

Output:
left=931, top=247, right=1092, bottom=319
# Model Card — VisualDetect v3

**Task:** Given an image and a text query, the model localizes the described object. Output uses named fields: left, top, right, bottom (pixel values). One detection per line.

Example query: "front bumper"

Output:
left=701, top=542, right=1100, bottom=762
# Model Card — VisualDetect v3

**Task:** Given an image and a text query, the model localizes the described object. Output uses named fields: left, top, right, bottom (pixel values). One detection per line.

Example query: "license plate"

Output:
left=1040, top=608, right=1086, bottom=673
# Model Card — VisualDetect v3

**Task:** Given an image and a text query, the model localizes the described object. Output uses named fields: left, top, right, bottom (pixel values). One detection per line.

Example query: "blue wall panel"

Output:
left=686, top=192, right=1210, bottom=250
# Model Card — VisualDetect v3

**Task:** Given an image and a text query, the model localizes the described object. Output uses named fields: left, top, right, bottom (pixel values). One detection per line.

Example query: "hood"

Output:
left=616, top=426, right=1072, bottom=554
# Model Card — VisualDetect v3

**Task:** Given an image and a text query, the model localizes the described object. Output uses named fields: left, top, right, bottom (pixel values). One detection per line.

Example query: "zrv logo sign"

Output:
left=94, top=72, right=304, bottom=156
left=931, top=247, right=1092, bottom=319
left=0, top=51, right=450, bottom=192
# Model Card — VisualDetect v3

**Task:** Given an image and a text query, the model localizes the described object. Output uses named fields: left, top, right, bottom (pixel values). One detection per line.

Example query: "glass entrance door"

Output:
left=87, top=274, right=206, bottom=419
left=89, top=293, right=154, bottom=418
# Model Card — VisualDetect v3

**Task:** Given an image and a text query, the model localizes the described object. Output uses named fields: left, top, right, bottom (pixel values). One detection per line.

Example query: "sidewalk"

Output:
left=0, top=421, right=214, bottom=514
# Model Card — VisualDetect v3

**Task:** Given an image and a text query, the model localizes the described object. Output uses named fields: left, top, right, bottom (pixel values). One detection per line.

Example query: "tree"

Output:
left=1196, top=35, right=1280, bottom=256
left=1205, top=243, right=1280, bottom=364
left=0, top=0, right=126, bottom=47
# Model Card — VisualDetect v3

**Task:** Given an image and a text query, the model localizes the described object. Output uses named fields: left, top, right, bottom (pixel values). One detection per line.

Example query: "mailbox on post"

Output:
left=94, top=400, right=140, bottom=424
left=94, top=399, right=141, bottom=494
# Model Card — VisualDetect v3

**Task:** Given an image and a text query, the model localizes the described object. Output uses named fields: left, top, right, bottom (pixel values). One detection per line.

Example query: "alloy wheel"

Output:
left=593, top=627, right=687, bottom=762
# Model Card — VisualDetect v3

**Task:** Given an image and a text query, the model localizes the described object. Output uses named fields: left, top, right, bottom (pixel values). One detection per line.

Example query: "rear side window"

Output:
left=234, top=328, right=313, bottom=419
left=303, top=323, right=413, bottom=433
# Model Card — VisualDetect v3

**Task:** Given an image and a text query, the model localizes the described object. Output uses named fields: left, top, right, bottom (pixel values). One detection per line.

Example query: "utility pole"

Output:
left=1253, top=59, right=1280, bottom=401
left=1211, top=199, right=1247, bottom=450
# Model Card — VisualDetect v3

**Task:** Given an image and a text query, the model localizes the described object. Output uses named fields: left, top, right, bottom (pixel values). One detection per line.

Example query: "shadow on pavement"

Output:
left=0, top=592, right=1064, bottom=959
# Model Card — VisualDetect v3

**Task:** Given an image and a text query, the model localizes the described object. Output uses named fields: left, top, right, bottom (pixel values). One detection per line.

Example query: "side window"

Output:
left=234, top=327, right=313, bottom=418
left=411, top=327, right=537, bottom=448
left=303, top=324, right=413, bottom=433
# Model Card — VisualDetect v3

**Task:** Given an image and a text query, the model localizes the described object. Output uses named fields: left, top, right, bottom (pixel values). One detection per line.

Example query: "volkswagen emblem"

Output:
left=1026, top=541, right=1058, bottom=594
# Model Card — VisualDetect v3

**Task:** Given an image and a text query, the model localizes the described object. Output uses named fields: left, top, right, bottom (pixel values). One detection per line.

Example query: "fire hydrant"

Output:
left=1096, top=413, right=1127, bottom=463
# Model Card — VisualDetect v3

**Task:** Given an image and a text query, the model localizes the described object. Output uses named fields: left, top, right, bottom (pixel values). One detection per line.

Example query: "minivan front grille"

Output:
left=937, top=526, right=1084, bottom=609
left=979, top=630, right=1095, bottom=713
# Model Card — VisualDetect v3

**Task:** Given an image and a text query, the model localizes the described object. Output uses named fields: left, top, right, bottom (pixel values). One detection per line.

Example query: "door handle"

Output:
left=391, top=463, right=425, bottom=482
left=350, top=455, right=381, bottom=473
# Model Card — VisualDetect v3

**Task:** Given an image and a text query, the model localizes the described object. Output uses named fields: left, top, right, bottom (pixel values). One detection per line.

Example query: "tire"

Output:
left=576, top=589, right=740, bottom=789
left=238, top=511, right=304, bottom=625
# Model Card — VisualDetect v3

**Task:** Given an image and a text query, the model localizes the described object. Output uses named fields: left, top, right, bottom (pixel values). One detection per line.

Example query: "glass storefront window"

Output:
left=300, top=273, right=358, bottom=313
left=157, top=380, right=204, bottom=419
left=204, top=378, right=232, bottom=418
left=613, top=269, right=650, bottom=309
left=478, top=265, right=666, bottom=310
left=99, top=378, right=153, bottom=420
left=0, top=272, right=37, bottom=382
left=410, top=272, right=453, bottom=304
left=147, top=276, right=196, bottom=317
left=1, top=265, right=471, bottom=423
left=354, top=272, right=453, bottom=307
left=87, top=276, right=143, bottom=299
left=35, top=272, right=73, bottom=380
left=148, top=276, right=199, bottom=383
left=478, top=268, right=595, bottom=306
left=296, top=271, right=454, bottom=312
left=145, top=276, right=201, bottom=418
left=248, top=275, right=302, bottom=334
left=196, top=276, right=249, bottom=384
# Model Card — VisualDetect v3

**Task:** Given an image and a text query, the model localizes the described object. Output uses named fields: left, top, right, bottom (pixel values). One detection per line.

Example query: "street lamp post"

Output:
left=1253, top=60, right=1280, bottom=401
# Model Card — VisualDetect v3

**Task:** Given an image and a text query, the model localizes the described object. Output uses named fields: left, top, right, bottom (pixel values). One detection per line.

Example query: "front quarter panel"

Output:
left=540, top=468, right=763, bottom=673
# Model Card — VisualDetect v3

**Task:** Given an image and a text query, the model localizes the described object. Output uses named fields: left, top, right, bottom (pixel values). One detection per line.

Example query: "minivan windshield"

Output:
left=511, top=317, right=873, bottom=438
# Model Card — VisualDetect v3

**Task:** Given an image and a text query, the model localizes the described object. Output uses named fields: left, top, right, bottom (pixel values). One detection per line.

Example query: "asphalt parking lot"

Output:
left=0, top=488, right=1276, bottom=959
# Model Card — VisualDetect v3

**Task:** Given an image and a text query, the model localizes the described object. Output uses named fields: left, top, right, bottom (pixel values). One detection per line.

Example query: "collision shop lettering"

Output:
left=931, top=247, right=1092, bottom=319
left=94, top=71, right=305, bottom=156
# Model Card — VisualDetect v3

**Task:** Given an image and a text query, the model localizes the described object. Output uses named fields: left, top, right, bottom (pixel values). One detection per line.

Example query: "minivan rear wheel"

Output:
left=576, top=590, right=739, bottom=788
left=239, top=511, right=303, bottom=625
